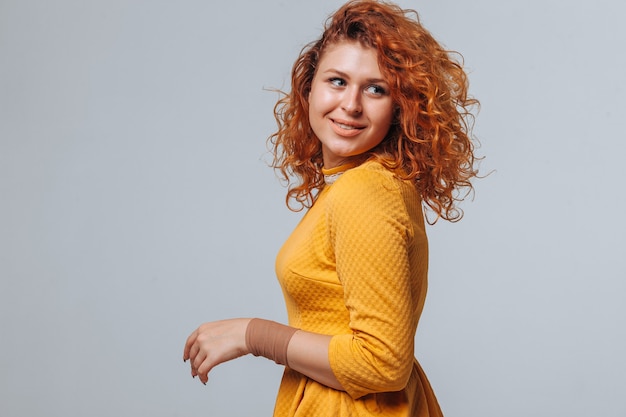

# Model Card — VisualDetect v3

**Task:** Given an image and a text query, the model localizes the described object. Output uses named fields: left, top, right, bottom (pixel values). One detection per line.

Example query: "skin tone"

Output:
left=183, top=41, right=393, bottom=390
left=183, top=319, right=341, bottom=389
left=308, top=41, right=394, bottom=168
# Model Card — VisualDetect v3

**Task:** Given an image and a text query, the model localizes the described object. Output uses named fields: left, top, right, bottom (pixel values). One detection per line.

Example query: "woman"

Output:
left=183, top=1, right=479, bottom=416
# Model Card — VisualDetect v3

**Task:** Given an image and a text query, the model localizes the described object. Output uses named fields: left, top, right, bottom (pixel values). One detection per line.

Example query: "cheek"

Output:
left=308, top=90, right=326, bottom=114
left=307, top=91, right=326, bottom=134
left=309, top=82, right=337, bottom=113
left=374, top=104, right=394, bottom=133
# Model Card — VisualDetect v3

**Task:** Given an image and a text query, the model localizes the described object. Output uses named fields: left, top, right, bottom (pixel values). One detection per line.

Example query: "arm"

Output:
left=183, top=318, right=343, bottom=390
left=287, top=329, right=343, bottom=390
left=325, top=167, right=424, bottom=398
left=183, top=167, right=422, bottom=393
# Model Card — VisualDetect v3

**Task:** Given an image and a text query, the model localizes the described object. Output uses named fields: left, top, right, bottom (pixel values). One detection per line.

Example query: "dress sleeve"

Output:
left=327, top=167, right=423, bottom=399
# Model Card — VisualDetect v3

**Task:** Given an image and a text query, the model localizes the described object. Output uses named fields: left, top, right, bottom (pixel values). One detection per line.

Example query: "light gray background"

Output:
left=1, top=1, right=624, bottom=416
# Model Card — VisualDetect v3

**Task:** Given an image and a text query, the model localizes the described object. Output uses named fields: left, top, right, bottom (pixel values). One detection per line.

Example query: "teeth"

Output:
left=336, top=122, right=358, bottom=130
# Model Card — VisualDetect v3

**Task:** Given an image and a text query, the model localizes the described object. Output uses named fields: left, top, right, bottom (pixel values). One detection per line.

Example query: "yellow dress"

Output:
left=273, top=160, right=443, bottom=417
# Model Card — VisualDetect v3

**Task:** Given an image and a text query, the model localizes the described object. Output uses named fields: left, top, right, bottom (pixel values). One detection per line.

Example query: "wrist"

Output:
left=245, top=318, right=298, bottom=366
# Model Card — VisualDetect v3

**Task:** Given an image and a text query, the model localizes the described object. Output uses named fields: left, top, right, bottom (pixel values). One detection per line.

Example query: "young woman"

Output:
left=183, top=1, right=479, bottom=415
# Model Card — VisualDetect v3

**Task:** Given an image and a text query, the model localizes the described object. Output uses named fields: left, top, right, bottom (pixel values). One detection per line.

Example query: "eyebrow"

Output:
left=323, top=69, right=388, bottom=85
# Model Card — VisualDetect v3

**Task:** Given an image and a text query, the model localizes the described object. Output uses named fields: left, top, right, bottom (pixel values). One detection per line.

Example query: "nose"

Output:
left=341, top=88, right=362, bottom=115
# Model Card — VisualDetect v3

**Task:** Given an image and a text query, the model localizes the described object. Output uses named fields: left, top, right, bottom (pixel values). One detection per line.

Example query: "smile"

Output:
left=330, top=119, right=365, bottom=136
left=334, top=121, right=361, bottom=130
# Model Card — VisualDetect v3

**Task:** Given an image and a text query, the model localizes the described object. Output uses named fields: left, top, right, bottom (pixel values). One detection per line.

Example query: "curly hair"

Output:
left=269, top=0, right=479, bottom=222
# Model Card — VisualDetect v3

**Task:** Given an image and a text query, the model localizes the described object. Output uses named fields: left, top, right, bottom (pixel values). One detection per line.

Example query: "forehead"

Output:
left=317, top=41, right=382, bottom=75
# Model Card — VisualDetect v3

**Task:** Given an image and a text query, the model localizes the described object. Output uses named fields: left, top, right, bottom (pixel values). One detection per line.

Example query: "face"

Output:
left=308, top=41, right=394, bottom=169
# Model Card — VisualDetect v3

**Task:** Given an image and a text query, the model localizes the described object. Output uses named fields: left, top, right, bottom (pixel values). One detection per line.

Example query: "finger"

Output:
left=196, top=356, right=214, bottom=385
left=189, top=348, right=201, bottom=377
left=192, top=349, right=208, bottom=378
left=188, top=342, right=200, bottom=362
left=183, top=329, right=198, bottom=361
left=188, top=343, right=201, bottom=373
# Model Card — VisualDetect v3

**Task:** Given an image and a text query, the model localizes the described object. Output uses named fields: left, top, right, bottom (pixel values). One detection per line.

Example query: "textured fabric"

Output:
left=273, top=160, right=443, bottom=417
left=246, top=319, right=299, bottom=366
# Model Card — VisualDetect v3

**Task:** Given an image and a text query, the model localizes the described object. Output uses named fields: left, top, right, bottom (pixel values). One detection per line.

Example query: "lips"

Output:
left=330, top=118, right=366, bottom=137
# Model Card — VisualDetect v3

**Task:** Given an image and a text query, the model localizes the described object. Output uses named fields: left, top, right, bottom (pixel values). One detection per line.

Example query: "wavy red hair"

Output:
left=269, top=0, right=479, bottom=222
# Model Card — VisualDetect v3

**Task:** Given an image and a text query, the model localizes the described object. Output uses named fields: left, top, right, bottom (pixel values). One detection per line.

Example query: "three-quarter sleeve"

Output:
left=326, top=167, right=424, bottom=399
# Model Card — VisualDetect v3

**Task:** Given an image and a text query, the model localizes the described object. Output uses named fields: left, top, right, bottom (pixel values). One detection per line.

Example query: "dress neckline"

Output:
left=321, top=162, right=359, bottom=185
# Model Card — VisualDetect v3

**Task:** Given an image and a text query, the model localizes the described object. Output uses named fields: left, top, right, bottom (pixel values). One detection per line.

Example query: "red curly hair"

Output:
left=269, top=0, right=479, bottom=222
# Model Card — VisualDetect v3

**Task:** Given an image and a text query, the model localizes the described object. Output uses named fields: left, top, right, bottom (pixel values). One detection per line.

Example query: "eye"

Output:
left=365, top=84, right=387, bottom=96
left=328, top=77, right=346, bottom=87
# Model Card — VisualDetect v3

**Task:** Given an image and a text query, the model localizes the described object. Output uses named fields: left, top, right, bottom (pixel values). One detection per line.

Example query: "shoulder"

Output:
left=333, top=160, right=399, bottom=192
left=329, top=160, right=419, bottom=203
left=324, top=160, right=422, bottom=240
left=325, top=160, right=417, bottom=216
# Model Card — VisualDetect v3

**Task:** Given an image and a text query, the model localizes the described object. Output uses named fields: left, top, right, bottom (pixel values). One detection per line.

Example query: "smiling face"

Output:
left=308, top=41, right=394, bottom=169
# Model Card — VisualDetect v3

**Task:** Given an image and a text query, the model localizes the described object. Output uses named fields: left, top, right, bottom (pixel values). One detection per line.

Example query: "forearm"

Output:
left=245, top=319, right=344, bottom=391
left=287, top=330, right=343, bottom=391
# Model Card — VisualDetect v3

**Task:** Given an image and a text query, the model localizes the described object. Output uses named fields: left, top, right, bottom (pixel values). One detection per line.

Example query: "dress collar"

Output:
left=321, top=162, right=359, bottom=185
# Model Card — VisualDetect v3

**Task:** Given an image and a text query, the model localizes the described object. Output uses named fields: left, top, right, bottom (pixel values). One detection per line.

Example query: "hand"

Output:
left=183, top=318, right=251, bottom=385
